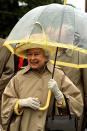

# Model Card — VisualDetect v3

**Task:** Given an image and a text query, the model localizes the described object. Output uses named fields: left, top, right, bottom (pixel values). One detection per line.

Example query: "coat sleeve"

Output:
left=0, top=52, right=14, bottom=100
left=60, top=70, right=83, bottom=117
left=81, top=68, right=87, bottom=108
left=0, top=46, right=11, bottom=77
left=1, top=76, right=18, bottom=130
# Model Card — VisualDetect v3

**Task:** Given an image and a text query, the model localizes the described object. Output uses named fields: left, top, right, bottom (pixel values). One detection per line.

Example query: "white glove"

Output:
left=48, top=79, right=63, bottom=101
left=19, top=97, right=40, bottom=110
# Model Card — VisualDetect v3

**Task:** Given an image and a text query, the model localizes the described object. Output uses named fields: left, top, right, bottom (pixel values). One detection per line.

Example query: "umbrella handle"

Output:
left=39, top=47, right=57, bottom=111
left=39, top=90, right=51, bottom=111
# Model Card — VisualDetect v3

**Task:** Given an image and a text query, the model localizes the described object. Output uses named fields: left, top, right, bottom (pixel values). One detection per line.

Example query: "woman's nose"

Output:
left=31, top=54, right=35, bottom=59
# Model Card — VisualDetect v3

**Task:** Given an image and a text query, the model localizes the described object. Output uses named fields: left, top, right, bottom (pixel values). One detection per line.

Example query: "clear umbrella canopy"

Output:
left=4, top=3, right=87, bottom=68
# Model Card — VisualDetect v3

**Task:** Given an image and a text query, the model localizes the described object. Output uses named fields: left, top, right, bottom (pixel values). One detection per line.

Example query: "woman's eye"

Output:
left=35, top=53, right=39, bottom=55
left=27, top=53, right=32, bottom=56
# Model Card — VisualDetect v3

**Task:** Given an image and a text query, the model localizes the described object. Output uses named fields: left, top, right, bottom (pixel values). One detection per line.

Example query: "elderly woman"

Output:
left=1, top=47, right=83, bottom=131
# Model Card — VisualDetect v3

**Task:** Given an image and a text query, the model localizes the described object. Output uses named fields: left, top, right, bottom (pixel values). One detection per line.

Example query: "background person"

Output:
left=0, top=38, right=14, bottom=125
left=57, top=48, right=87, bottom=131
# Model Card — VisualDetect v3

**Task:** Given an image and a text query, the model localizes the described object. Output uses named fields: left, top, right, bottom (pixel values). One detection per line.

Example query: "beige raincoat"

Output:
left=1, top=62, right=83, bottom=131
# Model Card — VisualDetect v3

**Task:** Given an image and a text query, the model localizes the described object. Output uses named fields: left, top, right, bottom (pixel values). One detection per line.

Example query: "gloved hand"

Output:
left=48, top=79, right=63, bottom=101
left=19, top=97, right=40, bottom=110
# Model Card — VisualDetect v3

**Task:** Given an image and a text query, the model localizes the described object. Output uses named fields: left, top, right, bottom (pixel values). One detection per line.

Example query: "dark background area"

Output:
left=0, top=0, right=63, bottom=38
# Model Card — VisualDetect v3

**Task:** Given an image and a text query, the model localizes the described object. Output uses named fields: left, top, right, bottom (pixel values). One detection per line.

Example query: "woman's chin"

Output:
left=31, top=65, right=39, bottom=69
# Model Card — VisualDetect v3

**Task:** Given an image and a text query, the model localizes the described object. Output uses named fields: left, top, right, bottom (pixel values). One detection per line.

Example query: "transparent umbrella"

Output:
left=3, top=3, right=87, bottom=110
left=3, top=3, right=87, bottom=68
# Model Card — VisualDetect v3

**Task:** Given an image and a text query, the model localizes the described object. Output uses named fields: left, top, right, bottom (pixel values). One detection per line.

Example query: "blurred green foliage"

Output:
left=0, top=0, right=63, bottom=38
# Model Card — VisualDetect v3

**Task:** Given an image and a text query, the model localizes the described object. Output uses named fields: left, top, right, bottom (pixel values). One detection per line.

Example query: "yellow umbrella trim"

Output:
left=50, top=60, right=87, bottom=69
left=3, top=39, right=87, bottom=55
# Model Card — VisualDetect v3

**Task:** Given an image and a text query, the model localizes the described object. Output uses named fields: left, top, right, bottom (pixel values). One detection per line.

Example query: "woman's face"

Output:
left=27, top=48, right=48, bottom=69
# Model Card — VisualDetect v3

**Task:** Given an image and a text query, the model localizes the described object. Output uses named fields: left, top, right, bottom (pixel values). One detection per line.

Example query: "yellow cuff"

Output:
left=62, top=97, right=66, bottom=108
left=14, top=100, right=23, bottom=115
